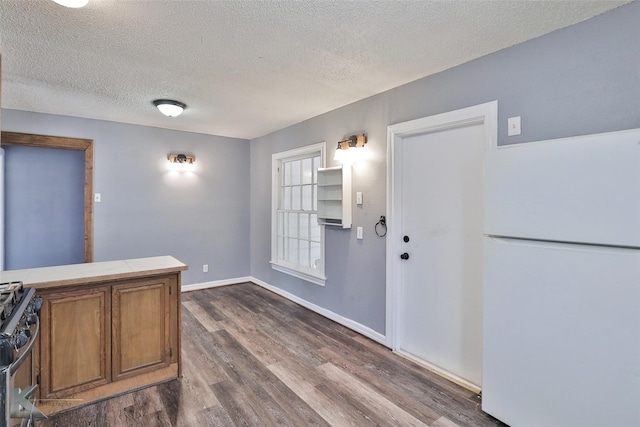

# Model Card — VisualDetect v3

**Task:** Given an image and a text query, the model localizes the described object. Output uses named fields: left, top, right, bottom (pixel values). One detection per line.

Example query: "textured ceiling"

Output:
left=0, top=0, right=630, bottom=140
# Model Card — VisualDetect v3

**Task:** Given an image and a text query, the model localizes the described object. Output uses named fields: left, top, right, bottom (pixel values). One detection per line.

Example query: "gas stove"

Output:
left=0, top=283, right=40, bottom=365
left=0, top=281, right=44, bottom=427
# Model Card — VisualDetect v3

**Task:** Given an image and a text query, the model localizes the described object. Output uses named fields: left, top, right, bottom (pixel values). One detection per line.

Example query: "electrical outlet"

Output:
left=357, top=227, right=363, bottom=240
left=203, top=264, right=208, bottom=273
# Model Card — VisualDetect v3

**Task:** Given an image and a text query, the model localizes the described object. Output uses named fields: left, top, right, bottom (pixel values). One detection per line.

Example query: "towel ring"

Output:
left=375, top=215, right=387, bottom=237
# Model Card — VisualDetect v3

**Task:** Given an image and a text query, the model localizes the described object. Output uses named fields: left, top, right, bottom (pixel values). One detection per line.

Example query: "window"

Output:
left=271, top=142, right=325, bottom=285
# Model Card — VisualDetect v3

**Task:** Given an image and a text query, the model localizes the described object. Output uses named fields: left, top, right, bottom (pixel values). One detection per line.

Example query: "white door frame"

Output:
left=385, top=101, right=498, bottom=353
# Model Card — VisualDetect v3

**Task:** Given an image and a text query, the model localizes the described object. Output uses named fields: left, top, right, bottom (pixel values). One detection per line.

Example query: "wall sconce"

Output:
left=168, top=153, right=195, bottom=164
left=153, top=99, right=187, bottom=117
left=336, top=133, right=367, bottom=151
left=334, top=133, right=368, bottom=163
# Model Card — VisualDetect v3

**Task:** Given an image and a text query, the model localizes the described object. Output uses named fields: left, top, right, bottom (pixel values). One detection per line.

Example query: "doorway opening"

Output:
left=1, top=132, right=94, bottom=268
left=385, top=101, right=497, bottom=392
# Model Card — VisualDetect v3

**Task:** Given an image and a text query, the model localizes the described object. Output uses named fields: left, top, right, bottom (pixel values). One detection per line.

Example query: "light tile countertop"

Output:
left=0, top=256, right=188, bottom=290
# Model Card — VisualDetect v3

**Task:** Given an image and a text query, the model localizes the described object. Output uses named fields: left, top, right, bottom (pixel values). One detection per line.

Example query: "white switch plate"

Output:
left=508, top=116, right=521, bottom=136
left=94, top=193, right=101, bottom=203
left=203, top=264, right=209, bottom=273
left=356, top=227, right=363, bottom=240
left=356, top=192, right=363, bottom=205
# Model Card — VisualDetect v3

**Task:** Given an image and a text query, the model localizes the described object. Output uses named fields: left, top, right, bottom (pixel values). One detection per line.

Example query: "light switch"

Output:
left=94, top=193, right=101, bottom=203
left=356, top=192, right=363, bottom=205
left=508, top=116, right=521, bottom=136
left=357, top=227, right=363, bottom=240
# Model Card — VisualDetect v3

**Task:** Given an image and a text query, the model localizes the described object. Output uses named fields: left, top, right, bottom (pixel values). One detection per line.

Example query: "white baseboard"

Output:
left=395, top=350, right=481, bottom=394
left=181, top=276, right=253, bottom=293
left=249, top=277, right=387, bottom=346
left=182, top=276, right=387, bottom=346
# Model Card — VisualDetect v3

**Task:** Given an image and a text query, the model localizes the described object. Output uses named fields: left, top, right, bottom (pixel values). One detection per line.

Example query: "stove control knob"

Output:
left=25, top=314, right=38, bottom=326
left=27, top=298, right=43, bottom=314
left=11, top=333, right=28, bottom=349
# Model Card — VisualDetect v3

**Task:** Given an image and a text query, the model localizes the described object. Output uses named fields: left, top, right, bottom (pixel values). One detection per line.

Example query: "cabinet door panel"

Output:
left=112, top=278, right=170, bottom=381
left=40, top=287, right=110, bottom=398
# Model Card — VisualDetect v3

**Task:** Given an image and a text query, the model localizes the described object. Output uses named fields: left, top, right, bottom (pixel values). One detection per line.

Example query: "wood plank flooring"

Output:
left=40, top=283, right=506, bottom=427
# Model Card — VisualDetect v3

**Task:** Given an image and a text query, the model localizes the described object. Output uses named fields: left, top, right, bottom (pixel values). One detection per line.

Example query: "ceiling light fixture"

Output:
left=153, top=99, right=187, bottom=117
left=51, top=0, right=89, bottom=8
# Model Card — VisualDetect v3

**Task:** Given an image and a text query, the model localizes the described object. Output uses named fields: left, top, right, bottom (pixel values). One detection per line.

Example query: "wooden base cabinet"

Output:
left=39, top=286, right=111, bottom=398
left=35, top=272, right=181, bottom=413
left=112, top=277, right=172, bottom=381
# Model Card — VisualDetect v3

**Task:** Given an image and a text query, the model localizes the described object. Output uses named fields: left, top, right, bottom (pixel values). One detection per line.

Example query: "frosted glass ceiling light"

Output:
left=153, top=99, right=187, bottom=117
left=51, top=0, right=89, bottom=8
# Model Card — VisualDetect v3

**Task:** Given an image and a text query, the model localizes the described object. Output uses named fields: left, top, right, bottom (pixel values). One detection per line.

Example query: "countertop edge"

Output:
left=0, top=256, right=189, bottom=291
left=29, top=265, right=188, bottom=291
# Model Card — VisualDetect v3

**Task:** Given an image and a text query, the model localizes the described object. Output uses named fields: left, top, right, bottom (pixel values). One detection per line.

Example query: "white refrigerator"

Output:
left=482, top=129, right=640, bottom=427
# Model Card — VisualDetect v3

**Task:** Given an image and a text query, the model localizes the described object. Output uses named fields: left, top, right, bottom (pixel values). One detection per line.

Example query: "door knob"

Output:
left=403, top=235, right=410, bottom=242
left=400, top=252, right=410, bottom=260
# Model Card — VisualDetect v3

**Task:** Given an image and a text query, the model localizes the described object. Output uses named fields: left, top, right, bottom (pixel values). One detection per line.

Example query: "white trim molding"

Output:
left=270, top=262, right=326, bottom=286
left=396, top=351, right=482, bottom=394
left=181, top=276, right=253, bottom=292
left=250, top=277, right=386, bottom=345
left=182, top=276, right=386, bottom=346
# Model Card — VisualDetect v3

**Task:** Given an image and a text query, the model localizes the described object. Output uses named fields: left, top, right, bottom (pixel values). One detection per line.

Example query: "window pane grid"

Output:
left=277, top=153, right=320, bottom=270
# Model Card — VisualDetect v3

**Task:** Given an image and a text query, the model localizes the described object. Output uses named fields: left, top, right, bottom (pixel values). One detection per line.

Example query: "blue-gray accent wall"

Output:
left=4, top=145, right=85, bottom=269
left=1, top=111, right=251, bottom=285
left=249, top=2, right=640, bottom=335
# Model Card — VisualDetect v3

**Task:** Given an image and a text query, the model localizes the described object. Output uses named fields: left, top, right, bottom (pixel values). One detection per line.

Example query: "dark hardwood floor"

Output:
left=39, top=283, right=506, bottom=427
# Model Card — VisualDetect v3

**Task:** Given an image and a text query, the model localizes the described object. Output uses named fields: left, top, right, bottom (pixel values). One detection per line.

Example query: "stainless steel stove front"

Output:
left=0, top=284, right=44, bottom=427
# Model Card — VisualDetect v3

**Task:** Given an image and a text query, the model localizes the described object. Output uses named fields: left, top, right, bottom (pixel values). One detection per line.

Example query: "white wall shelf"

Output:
left=317, top=165, right=351, bottom=228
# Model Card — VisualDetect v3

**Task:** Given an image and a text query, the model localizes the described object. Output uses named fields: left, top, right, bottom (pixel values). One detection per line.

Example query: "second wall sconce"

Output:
left=337, top=133, right=367, bottom=151
left=168, top=153, right=195, bottom=164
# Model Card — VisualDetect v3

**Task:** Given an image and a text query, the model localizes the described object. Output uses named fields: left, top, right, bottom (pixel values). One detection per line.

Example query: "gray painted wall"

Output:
left=1, top=111, right=251, bottom=285
left=0, top=3, right=637, bottom=334
left=249, top=2, right=640, bottom=335
left=4, top=145, right=85, bottom=269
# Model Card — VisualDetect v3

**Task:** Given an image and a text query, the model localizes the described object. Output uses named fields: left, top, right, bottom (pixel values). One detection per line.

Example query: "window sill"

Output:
left=270, top=261, right=326, bottom=286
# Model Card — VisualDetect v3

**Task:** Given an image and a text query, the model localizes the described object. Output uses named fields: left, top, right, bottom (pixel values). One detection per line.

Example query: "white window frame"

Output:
left=271, top=142, right=326, bottom=286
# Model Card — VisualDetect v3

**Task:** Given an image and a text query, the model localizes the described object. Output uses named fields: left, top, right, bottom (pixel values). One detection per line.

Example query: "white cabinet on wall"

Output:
left=317, top=165, right=351, bottom=228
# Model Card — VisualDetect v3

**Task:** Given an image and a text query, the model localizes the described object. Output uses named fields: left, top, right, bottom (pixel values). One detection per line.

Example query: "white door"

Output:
left=387, top=102, right=497, bottom=390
